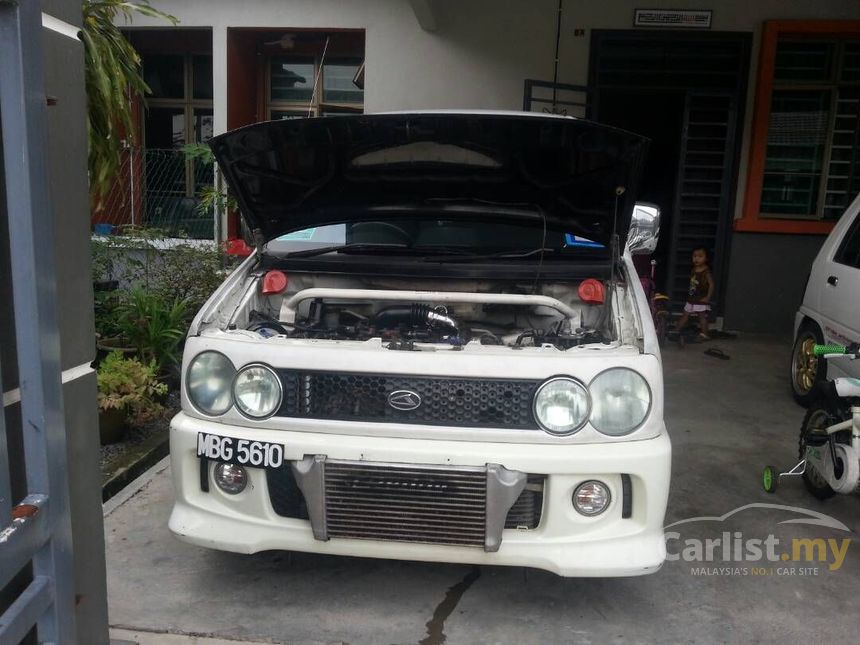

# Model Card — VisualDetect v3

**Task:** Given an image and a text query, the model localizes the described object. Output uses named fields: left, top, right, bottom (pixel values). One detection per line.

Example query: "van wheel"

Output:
left=791, top=322, right=825, bottom=406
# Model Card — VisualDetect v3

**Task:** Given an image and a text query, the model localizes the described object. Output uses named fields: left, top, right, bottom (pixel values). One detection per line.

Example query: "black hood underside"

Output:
left=210, top=112, right=649, bottom=248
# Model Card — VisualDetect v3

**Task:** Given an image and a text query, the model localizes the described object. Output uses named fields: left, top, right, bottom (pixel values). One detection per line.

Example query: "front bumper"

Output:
left=169, top=412, right=672, bottom=577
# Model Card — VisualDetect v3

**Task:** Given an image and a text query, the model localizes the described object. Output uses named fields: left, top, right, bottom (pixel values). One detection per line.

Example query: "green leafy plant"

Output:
left=144, top=242, right=236, bottom=313
left=97, top=350, right=167, bottom=425
left=115, top=288, right=188, bottom=372
left=82, top=0, right=177, bottom=206
left=181, top=143, right=238, bottom=216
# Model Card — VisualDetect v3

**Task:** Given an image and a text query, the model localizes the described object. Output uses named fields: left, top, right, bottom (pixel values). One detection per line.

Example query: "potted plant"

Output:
left=97, top=351, right=168, bottom=445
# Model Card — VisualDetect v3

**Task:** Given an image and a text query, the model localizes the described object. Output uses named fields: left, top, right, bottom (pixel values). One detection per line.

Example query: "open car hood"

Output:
left=210, top=112, right=649, bottom=248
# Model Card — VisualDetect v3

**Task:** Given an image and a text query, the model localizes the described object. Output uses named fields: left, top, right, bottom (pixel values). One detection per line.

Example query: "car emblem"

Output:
left=388, top=390, right=422, bottom=411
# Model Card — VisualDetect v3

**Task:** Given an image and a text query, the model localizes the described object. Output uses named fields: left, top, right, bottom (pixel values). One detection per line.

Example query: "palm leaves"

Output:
left=81, top=1, right=177, bottom=206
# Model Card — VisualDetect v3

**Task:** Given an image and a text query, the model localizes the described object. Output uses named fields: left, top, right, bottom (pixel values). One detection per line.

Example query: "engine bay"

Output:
left=218, top=271, right=621, bottom=352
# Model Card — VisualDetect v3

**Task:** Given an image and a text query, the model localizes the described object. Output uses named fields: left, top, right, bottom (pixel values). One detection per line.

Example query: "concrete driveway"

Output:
left=104, top=335, right=860, bottom=644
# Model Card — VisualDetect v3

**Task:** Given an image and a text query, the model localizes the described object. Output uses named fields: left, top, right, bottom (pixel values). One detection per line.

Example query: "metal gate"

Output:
left=666, top=92, right=740, bottom=306
left=0, top=1, right=78, bottom=642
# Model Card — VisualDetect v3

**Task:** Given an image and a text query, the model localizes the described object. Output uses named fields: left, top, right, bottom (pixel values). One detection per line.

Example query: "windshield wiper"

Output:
left=285, top=242, right=409, bottom=258
left=419, top=247, right=562, bottom=262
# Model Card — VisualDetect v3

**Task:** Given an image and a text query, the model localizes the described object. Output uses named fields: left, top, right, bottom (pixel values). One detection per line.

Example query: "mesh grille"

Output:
left=324, top=461, right=487, bottom=547
left=276, top=370, right=539, bottom=429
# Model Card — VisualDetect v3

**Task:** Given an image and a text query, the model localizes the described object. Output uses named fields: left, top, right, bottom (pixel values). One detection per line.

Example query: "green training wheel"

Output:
left=762, top=465, right=777, bottom=493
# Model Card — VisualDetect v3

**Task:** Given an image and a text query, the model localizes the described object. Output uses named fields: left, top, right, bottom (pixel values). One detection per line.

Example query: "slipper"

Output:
left=704, top=348, right=730, bottom=360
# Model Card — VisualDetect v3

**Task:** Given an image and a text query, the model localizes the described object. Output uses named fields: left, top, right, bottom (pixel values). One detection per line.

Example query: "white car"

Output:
left=169, top=113, right=672, bottom=577
left=792, top=194, right=860, bottom=405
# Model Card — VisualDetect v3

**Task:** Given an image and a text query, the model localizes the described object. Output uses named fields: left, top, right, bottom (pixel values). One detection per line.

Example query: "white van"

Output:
left=791, top=194, right=860, bottom=405
left=168, top=112, right=672, bottom=577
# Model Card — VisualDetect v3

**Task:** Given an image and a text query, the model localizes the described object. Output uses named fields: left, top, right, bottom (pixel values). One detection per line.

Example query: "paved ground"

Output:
left=104, top=334, right=860, bottom=644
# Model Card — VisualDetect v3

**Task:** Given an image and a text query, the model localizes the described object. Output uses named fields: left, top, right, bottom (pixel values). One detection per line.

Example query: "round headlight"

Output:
left=589, top=368, right=651, bottom=436
left=533, top=377, right=590, bottom=435
left=187, top=351, right=235, bottom=416
left=233, top=364, right=282, bottom=419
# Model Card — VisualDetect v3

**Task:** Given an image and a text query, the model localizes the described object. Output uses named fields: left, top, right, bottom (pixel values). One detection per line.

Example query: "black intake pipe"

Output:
left=373, top=303, right=458, bottom=335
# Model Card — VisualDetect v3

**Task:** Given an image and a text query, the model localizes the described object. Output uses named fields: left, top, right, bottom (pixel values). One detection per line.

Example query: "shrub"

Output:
left=144, top=243, right=235, bottom=314
left=97, top=351, right=167, bottom=426
left=115, top=289, right=188, bottom=373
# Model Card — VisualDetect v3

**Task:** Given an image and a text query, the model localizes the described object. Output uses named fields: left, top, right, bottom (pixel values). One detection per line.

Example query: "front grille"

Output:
left=276, top=370, right=540, bottom=429
left=324, top=461, right=487, bottom=547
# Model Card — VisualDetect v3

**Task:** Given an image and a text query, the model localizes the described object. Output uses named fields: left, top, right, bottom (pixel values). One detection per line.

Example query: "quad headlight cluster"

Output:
left=186, top=351, right=282, bottom=419
left=533, top=368, right=651, bottom=436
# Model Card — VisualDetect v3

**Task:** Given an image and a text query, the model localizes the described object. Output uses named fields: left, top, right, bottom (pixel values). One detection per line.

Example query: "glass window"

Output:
left=835, top=215, right=860, bottom=268
left=193, top=109, right=215, bottom=192
left=193, top=108, right=214, bottom=143
left=144, top=107, right=186, bottom=149
left=139, top=51, right=215, bottom=237
left=761, top=91, right=831, bottom=216
left=774, top=41, right=833, bottom=82
left=270, top=58, right=314, bottom=102
left=323, top=60, right=363, bottom=104
left=144, top=54, right=185, bottom=99
left=759, top=37, right=860, bottom=220
left=192, top=55, right=213, bottom=100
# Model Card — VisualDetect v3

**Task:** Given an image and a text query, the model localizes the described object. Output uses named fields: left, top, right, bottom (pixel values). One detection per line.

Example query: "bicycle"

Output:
left=640, top=259, right=670, bottom=346
left=763, top=342, right=860, bottom=497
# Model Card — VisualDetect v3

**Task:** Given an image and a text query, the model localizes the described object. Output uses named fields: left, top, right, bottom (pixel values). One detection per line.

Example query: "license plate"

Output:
left=196, top=433, right=285, bottom=469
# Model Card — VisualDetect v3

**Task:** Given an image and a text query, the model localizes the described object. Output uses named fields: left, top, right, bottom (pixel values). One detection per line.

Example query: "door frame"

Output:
left=587, top=29, right=752, bottom=313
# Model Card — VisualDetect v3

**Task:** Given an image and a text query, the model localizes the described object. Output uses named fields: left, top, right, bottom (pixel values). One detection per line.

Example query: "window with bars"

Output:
left=140, top=53, right=214, bottom=236
left=142, top=53, right=214, bottom=196
left=760, top=39, right=860, bottom=220
left=267, top=56, right=363, bottom=119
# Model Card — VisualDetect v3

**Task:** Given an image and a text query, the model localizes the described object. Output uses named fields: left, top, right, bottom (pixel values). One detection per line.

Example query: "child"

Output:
left=676, top=245, right=714, bottom=340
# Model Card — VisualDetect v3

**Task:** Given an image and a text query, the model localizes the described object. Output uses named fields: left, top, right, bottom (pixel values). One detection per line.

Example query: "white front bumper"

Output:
left=169, top=412, right=672, bottom=577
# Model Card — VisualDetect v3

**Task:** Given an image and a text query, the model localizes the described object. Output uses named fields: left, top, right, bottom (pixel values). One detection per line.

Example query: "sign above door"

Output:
left=633, top=9, right=712, bottom=29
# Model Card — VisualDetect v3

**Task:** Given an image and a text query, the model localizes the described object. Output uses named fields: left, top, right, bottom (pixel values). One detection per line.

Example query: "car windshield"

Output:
left=265, top=219, right=604, bottom=256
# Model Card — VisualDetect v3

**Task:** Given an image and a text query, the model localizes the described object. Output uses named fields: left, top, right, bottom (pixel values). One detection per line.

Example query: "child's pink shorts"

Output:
left=684, top=303, right=711, bottom=314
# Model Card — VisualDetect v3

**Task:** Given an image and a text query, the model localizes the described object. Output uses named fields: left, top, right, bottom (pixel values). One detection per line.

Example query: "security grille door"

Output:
left=666, top=92, right=739, bottom=307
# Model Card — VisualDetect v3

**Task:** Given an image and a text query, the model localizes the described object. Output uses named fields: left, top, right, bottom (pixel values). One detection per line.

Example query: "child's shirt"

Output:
left=687, top=267, right=712, bottom=304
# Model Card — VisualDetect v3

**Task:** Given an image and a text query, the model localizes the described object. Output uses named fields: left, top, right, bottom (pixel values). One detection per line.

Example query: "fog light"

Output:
left=573, top=480, right=610, bottom=516
left=214, top=463, right=247, bottom=495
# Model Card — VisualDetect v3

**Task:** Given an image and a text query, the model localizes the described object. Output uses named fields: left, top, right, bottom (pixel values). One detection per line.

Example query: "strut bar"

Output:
left=282, top=287, right=580, bottom=320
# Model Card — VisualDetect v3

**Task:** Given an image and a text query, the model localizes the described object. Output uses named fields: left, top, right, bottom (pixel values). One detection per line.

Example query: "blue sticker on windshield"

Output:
left=277, top=228, right=317, bottom=241
left=565, top=234, right=603, bottom=248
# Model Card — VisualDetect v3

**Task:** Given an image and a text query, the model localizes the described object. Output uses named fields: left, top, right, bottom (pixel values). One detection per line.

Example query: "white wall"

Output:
left=130, top=0, right=860, bottom=217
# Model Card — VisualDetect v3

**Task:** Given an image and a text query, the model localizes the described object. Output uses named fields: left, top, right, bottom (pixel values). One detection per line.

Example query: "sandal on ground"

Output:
left=704, top=348, right=730, bottom=360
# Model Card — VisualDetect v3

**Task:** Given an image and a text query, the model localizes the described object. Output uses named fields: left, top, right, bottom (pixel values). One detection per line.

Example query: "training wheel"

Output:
left=762, top=465, right=777, bottom=493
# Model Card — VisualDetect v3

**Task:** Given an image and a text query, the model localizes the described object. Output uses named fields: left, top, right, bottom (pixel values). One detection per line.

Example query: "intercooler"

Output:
left=276, top=457, right=539, bottom=551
